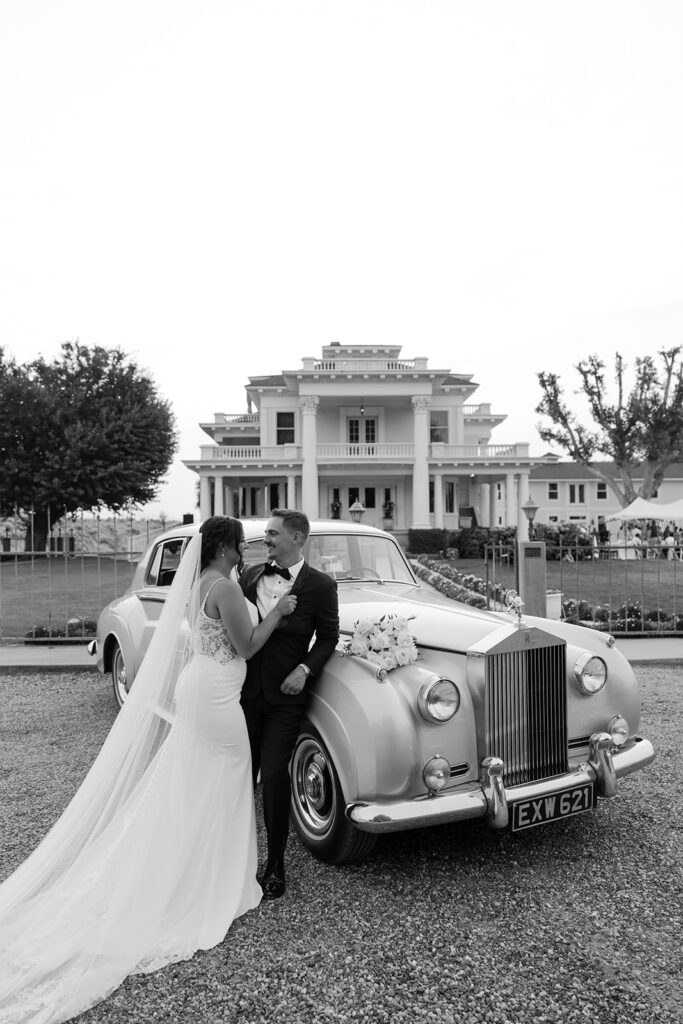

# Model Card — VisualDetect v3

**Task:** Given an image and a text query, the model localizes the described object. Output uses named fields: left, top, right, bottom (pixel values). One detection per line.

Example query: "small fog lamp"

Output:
left=423, top=755, right=451, bottom=794
left=609, top=714, right=629, bottom=747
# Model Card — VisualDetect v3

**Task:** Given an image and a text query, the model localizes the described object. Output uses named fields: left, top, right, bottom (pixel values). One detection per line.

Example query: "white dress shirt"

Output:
left=255, top=557, right=304, bottom=622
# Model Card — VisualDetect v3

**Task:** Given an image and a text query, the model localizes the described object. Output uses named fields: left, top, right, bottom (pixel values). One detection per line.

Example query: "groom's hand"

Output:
left=280, top=666, right=308, bottom=696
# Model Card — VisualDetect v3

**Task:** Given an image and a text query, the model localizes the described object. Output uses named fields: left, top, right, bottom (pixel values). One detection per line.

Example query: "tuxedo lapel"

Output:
left=242, top=564, right=267, bottom=604
left=289, top=561, right=311, bottom=596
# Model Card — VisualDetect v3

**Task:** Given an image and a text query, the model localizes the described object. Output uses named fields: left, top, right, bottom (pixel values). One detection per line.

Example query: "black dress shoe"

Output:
left=260, top=859, right=286, bottom=900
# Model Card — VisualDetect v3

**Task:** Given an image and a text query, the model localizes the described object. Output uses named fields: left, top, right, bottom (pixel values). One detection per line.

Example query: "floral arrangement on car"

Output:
left=339, top=613, right=418, bottom=673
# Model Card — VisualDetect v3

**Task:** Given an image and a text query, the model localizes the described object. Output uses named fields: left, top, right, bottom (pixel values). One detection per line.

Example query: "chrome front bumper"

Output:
left=347, top=734, right=655, bottom=834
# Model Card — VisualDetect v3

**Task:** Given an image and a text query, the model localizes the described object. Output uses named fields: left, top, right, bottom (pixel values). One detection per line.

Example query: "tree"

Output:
left=536, top=347, right=683, bottom=507
left=0, top=342, right=178, bottom=551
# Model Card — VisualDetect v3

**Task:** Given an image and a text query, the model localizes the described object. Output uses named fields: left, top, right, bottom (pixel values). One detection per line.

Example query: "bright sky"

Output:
left=1, top=1, right=681, bottom=519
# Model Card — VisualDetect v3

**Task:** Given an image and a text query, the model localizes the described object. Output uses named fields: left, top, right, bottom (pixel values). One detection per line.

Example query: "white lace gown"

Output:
left=0, top=599, right=262, bottom=1024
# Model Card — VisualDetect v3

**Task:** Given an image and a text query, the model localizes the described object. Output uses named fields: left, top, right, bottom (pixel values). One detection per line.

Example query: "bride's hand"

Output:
left=276, top=594, right=297, bottom=617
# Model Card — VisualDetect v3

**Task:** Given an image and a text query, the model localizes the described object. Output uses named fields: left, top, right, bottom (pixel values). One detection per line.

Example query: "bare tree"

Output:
left=536, top=347, right=683, bottom=506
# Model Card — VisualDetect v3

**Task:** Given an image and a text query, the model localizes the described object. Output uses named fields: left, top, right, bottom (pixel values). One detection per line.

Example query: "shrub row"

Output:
left=24, top=617, right=97, bottom=645
left=408, top=526, right=517, bottom=557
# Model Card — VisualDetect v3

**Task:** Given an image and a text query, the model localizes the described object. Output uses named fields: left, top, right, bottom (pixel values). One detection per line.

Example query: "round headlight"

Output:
left=573, top=653, right=607, bottom=695
left=609, top=714, right=629, bottom=747
left=423, top=755, right=451, bottom=793
left=417, top=676, right=461, bottom=723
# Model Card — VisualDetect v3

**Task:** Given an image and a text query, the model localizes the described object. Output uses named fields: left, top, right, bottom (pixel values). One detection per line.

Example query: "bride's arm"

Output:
left=209, top=578, right=297, bottom=659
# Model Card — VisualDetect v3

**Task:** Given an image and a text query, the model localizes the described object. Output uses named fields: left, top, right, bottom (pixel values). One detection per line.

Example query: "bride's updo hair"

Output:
left=199, top=516, right=245, bottom=573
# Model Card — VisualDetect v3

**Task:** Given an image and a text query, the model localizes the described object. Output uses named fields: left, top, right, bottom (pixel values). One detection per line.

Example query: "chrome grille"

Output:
left=485, top=640, right=568, bottom=786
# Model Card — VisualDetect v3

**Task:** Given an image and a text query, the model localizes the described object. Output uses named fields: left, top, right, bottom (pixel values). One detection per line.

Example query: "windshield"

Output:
left=245, top=531, right=416, bottom=584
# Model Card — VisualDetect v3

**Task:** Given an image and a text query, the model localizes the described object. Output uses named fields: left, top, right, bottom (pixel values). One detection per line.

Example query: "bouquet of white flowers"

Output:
left=338, top=613, right=418, bottom=672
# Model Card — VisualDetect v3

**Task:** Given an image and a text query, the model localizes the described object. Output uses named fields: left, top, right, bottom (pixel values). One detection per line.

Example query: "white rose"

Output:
left=396, top=630, right=415, bottom=647
left=381, top=650, right=398, bottom=670
left=355, top=618, right=376, bottom=638
left=350, top=639, right=369, bottom=657
left=395, top=646, right=413, bottom=666
left=366, top=650, right=382, bottom=665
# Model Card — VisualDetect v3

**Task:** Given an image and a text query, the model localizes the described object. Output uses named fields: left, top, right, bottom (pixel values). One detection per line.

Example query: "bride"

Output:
left=0, top=515, right=296, bottom=1024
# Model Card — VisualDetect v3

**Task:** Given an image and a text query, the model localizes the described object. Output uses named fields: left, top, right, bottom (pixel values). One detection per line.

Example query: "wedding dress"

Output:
left=0, top=535, right=261, bottom=1024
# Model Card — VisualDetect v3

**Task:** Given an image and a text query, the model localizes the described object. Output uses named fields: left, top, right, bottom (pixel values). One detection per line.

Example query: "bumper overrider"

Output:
left=347, top=733, right=655, bottom=833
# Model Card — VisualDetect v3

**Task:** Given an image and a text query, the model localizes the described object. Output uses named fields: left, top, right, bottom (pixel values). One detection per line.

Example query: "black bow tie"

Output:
left=263, top=562, right=292, bottom=581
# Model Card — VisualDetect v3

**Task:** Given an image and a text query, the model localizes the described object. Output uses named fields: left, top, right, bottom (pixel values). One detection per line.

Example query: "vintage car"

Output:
left=91, top=518, right=654, bottom=863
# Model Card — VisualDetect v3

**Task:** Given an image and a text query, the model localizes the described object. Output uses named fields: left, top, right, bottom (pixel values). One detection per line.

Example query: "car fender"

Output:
left=102, top=616, right=138, bottom=681
left=307, top=651, right=478, bottom=804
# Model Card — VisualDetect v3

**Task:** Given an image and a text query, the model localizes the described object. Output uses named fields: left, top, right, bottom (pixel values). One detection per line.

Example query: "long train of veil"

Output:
left=0, top=531, right=207, bottom=1021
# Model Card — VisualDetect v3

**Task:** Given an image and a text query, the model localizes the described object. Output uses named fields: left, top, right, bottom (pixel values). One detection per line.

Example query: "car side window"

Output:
left=145, top=539, right=185, bottom=587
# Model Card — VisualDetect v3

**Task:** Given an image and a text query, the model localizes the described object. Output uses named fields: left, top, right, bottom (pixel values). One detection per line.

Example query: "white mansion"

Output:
left=184, top=343, right=547, bottom=535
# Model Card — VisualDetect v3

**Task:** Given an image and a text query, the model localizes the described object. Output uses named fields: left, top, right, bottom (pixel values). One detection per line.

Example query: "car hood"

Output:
left=337, top=582, right=619, bottom=659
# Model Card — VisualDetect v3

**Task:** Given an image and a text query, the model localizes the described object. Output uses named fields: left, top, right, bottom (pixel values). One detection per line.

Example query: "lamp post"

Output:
left=521, top=497, right=539, bottom=540
left=349, top=499, right=366, bottom=524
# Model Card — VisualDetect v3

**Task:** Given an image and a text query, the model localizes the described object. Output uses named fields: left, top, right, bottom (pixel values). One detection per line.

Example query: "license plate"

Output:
left=511, top=783, right=595, bottom=832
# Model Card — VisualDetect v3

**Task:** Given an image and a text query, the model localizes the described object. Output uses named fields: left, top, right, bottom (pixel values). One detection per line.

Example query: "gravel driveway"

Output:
left=0, top=666, right=680, bottom=1024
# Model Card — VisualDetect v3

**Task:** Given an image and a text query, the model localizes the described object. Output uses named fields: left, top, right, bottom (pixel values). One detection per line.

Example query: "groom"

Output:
left=240, top=508, right=339, bottom=899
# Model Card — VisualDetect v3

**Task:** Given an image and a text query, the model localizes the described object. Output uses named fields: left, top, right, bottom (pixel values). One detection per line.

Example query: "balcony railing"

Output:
left=430, top=443, right=530, bottom=458
left=217, top=413, right=260, bottom=424
left=198, top=441, right=530, bottom=464
left=462, top=403, right=491, bottom=415
left=313, top=359, right=416, bottom=371
left=202, top=445, right=302, bottom=461
left=317, top=443, right=415, bottom=459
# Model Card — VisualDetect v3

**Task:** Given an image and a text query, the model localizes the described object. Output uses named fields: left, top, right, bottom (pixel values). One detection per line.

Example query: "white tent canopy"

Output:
left=607, top=497, right=683, bottom=521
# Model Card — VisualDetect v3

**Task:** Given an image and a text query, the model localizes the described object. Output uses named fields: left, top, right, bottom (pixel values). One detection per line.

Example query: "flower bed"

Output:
left=413, top=556, right=680, bottom=635
left=411, top=556, right=517, bottom=610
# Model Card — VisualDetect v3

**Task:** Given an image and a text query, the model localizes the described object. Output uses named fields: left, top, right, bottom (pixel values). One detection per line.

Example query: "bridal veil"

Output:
left=0, top=532, right=213, bottom=1021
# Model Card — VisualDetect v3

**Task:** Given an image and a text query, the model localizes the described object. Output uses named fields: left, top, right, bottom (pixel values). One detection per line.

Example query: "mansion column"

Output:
left=433, top=471, right=444, bottom=529
left=199, top=476, right=212, bottom=519
left=411, top=396, right=431, bottom=528
left=505, top=473, right=516, bottom=527
left=479, top=482, right=491, bottom=527
left=214, top=475, right=225, bottom=515
left=300, top=396, right=320, bottom=518
left=287, top=474, right=296, bottom=508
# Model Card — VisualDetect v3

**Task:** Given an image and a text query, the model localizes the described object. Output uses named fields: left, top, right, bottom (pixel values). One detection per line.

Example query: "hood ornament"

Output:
left=505, top=591, right=525, bottom=626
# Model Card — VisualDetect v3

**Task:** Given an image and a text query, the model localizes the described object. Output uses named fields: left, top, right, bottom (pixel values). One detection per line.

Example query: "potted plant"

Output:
left=330, top=499, right=342, bottom=520
left=382, top=500, right=395, bottom=529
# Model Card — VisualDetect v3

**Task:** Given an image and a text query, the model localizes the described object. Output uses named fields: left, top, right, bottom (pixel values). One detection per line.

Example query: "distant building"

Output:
left=529, top=461, right=683, bottom=529
left=184, top=342, right=549, bottom=536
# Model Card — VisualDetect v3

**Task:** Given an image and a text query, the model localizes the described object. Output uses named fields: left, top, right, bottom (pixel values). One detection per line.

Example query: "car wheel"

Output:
left=111, top=641, right=129, bottom=709
left=290, top=724, right=377, bottom=864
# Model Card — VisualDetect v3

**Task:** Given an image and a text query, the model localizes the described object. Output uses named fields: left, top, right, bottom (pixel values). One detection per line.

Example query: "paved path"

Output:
left=0, top=635, right=681, bottom=671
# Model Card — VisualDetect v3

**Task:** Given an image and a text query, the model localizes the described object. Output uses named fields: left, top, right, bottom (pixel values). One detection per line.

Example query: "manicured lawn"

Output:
left=0, top=555, right=138, bottom=641
left=2, top=550, right=681, bottom=641
left=451, top=555, right=682, bottom=615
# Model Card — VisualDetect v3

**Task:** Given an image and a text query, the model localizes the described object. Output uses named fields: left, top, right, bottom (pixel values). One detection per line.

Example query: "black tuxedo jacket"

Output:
left=239, top=561, right=339, bottom=705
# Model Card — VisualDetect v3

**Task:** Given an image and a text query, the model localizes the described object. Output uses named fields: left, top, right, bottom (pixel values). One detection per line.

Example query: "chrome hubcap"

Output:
left=293, top=738, right=337, bottom=837
left=304, top=760, right=327, bottom=809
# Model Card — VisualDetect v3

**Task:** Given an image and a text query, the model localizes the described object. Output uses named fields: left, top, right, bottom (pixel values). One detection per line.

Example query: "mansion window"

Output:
left=276, top=412, right=295, bottom=445
left=569, top=484, right=585, bottom=504
left=548, top=482, right=558, bottom=500
left=348, top=417, right=377, bottom=448
left=430, top=411, right=448, bottom=443
left=597, top=482, right=607, bottom=500
left=348, top=486, right=376, bottom=509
